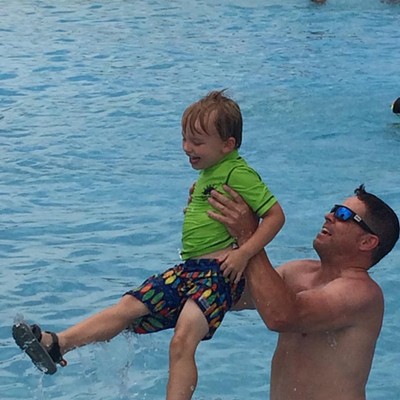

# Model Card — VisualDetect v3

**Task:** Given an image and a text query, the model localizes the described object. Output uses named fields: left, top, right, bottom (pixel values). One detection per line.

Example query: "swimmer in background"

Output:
left=13, top=90, right=285, bottom=400
left=391, top=97, right=400, bottom=115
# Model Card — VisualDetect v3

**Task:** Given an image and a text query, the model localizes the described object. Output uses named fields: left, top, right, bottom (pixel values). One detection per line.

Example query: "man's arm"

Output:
left=241, top=250, right=299, bottom=331
left=230, top=283, right=256, bottom=310
left=208, top=186, right=297, bottom=327
left=245, top=252, right=382, bottom=333
left=234, top=202, right=285, bottom=264
left=208, top=186, right=383, bottom=333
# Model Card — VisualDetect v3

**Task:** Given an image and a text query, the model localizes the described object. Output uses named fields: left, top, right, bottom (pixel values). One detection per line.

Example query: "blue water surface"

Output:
left=1, top=1, right=400, bottom=399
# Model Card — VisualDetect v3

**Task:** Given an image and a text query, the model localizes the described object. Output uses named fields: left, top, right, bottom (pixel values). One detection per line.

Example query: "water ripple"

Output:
left=1, top=1, right=400, bottom=399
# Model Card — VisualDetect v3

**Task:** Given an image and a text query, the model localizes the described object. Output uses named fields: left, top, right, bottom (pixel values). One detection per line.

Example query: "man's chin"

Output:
left=312, top=238, right=322, bottom=254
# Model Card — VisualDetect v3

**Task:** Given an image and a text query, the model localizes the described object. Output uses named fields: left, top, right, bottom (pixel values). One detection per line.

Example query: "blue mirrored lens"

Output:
left=334, top=206, right=353, bottom=221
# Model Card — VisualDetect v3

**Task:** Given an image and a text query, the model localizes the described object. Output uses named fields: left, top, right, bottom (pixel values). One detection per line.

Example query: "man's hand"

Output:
left=184, top=182, right=196, bottom=214
left=207, top=185, right=259, bottom=245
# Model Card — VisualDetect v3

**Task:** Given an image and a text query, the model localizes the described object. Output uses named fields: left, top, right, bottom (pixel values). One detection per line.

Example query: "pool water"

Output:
left=1, top=1, right=399, bottom=399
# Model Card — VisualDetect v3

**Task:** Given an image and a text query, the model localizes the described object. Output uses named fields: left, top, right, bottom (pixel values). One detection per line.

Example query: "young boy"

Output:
left=13, top=90, right=285, bottom=400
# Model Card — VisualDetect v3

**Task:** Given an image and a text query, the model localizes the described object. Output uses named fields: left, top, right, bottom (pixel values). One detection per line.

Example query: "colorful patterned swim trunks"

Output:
left=125, top=259, right=245, bottom=340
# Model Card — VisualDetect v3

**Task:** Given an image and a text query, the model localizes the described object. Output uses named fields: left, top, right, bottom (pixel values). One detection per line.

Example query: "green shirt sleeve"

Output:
left=225, top=165, right=277, bottom=217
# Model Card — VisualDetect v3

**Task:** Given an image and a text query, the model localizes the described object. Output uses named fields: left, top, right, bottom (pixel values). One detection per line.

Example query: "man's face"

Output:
left=313, top=197, right=371, bottom=257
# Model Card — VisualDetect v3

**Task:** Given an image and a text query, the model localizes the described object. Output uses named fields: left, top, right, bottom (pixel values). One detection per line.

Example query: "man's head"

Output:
left=315, top=185, right=399, bottom=267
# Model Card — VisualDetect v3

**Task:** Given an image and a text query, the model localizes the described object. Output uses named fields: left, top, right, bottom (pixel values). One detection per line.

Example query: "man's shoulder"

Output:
left=276, top=259, right=320, bottom=284
left=342, top=271, right=383, bottom=305
left=277, top=259, right=320, bottom=274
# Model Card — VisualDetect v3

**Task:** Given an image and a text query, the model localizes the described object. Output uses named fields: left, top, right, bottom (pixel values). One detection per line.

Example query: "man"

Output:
left=208, top=184, right=399, bottom=400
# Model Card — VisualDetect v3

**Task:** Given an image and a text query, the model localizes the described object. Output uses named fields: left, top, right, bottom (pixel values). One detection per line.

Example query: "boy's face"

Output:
left=182, top=113, right=234, bottom=170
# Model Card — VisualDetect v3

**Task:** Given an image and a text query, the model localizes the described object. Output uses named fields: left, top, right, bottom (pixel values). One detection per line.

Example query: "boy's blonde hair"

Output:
left=182, top=90, right=243, bottom=148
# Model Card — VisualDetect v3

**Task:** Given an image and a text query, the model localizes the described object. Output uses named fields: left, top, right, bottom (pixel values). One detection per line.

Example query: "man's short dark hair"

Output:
left=355, top=184, right=399, bottom=266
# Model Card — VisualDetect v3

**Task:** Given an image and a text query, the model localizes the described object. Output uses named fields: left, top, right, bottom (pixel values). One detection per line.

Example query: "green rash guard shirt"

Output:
left=181, top=149, right=277, bottom=260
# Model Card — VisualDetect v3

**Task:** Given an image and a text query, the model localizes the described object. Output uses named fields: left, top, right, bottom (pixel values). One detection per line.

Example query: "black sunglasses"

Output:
left=330, top=205, right=377, bottom=235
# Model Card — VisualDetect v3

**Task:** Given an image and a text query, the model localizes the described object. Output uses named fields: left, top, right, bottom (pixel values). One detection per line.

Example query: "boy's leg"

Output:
left=41, top=294, right=149, bottom=355
left=166, top=298, right=209, bottom=400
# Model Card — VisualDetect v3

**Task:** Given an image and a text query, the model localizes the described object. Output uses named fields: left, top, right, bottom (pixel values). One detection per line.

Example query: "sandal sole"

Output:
left=12, top=322, right=57, bottom=375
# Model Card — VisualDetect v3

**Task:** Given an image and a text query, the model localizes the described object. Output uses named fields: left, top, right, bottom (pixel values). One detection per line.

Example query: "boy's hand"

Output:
left=184, top=182, right=196, bottom=214
left=219, top=250, right=249, bottom=284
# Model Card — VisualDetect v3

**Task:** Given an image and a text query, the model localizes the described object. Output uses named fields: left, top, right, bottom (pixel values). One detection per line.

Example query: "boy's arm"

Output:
left=211, top=201, right=285, bottom=283
left=237, top=202, right=285, bottom=261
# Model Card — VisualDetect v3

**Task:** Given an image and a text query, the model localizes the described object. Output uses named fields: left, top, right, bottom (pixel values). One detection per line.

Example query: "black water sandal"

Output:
left=12, top=321, right=67, bottom=375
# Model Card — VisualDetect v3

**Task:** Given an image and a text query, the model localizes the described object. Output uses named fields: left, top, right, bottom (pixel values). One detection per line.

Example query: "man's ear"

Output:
left=360, top=234, right=380, bottom=251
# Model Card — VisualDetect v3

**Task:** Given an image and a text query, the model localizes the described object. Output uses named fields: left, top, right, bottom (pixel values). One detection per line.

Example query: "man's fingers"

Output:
left=209, top=190, right=240, bottom=217
left=210, top=189, right=230, bottom=205
left=207, top=209, right=228, bottom=223
left=222, top=184, right=242, bottom=202
left=208, top=197, right=232, bottom=217
left=234, top=271, right=243, bottom=285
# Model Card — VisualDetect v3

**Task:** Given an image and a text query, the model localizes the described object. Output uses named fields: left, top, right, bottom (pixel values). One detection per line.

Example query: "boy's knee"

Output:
left=169, top=332, right=196, bottom=360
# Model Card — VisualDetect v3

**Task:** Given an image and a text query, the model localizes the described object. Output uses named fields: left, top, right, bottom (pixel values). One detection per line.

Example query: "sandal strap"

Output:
left=31, top=324, right=42, bottom=342
left=45, top=331, right=68, bottom=367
